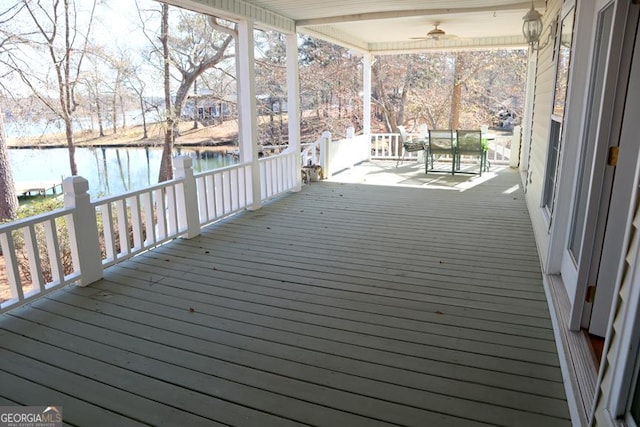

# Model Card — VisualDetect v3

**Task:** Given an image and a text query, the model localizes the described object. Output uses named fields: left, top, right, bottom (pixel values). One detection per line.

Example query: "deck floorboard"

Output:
left=0, top=165, right=571, bottom=426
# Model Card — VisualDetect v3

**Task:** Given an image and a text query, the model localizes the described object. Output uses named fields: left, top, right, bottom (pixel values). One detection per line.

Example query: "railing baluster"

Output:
left=100, top=203, right=116, bottom=264
left=24, top=224, right=45, bottom=293
left=154, top=188, right=167, bottom=241
left=167, top=185, right=178, bottom=236
left=196, top=177, right=207, bottom=224
left=222, top=171, right=229, bottom=214
left=43, top=218, right=64, bottom=287
left=130, top=195, right=143, bottom=252
left=140, top=191, right=155, bottom=246
left=115, top=199, right=130, bottom=258
left=231, top=168, right=239, bottom=211
left=0, top=232, right=23, bottom=302
left=206, top=175, right=215, bottom=221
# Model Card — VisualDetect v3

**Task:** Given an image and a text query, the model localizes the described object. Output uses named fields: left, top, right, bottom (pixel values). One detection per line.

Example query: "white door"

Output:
left=589, top=9, right=640, bottom=337
left=562, top=1, right=640, bottom=336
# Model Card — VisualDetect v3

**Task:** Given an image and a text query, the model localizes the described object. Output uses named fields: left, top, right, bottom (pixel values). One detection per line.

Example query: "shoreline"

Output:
left=6, top=120, right=240, bottom=151
left=7, top=139, right=236, bottom=150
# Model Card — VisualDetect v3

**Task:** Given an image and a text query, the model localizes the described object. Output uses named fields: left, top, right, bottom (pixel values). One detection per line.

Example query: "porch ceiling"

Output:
left=165, top=0, right=544, bottom=53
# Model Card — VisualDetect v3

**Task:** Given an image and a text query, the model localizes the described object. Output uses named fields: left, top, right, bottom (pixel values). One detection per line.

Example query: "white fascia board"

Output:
left=161, top=0, right=295, bottom=33
left=369, top=35, right=528, bottom=54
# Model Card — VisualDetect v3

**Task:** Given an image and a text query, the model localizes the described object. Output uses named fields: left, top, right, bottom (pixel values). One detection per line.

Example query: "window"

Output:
left=542, top=9, right=575, bottom=218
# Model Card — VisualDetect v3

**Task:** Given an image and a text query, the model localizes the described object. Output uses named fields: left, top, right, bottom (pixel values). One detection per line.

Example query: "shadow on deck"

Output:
left=0, top=162, right=571, bottom=426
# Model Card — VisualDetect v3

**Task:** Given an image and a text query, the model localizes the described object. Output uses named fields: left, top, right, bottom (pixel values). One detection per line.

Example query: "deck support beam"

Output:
left=237, top=18, right=262, bottom=210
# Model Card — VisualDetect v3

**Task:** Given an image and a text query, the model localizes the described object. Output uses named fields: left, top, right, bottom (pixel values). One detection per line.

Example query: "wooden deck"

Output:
left=0, top=163, right=571, bottom=426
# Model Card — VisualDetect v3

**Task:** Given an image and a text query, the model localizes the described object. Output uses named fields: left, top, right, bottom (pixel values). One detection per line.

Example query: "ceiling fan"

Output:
left=410, top=23, right=455, bottom=41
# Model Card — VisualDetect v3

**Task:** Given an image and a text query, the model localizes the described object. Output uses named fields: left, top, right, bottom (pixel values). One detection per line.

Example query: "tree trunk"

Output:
left=64, top=117, right=77, bottom=176
left=140, top=96, right=148, bottom=139
left=398, top=56, right=414, bottom=127
left=112, top=88, right=118, bottom=135
left=372, top=63, right=398, bottom=132
left=120, top=93, right=126, bottom=130
left=450, top=53, right=465, bottom=130
left=193, top=79, right=199, bottom=130
left=0, top=112, right=18, bottom=222
left=158, top=3, right=173, bottom=182
left=95, top=93, right=105, bottom=137
left=62, top=0, right=77, bottom=176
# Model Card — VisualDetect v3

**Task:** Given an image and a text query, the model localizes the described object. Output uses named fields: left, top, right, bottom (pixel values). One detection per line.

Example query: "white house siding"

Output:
left=524, top=0, right=562, bottom=272
left=594, top=193, right=640, bottom=426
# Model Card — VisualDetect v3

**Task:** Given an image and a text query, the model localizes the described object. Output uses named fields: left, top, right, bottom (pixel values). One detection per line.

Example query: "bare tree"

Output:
left=0, top=4, right=24, bottom=221
left=125, top=63, right=150, bottom=139
left=159, top=3, right=172, bottom=182
left=156, top=8, right=234, bottom=182
left=0, top=108, right=18, bottom=222
left=81, top=49, right=108, bottom=137
left=0, top=0, right=97, bottom=176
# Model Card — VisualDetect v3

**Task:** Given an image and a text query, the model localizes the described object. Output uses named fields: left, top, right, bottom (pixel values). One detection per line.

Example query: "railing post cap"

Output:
left=174, top=156, right=193, bottom=169
left=63, top=176, right=89, bottom=194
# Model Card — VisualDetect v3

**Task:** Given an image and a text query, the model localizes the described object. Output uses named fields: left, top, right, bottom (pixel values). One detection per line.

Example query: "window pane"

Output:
left=553, top=9, right=576, bottom=117
left=543, top=120, right=562, bottom=214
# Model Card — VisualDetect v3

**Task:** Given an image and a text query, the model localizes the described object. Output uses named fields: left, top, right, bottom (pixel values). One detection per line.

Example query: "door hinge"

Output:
left=608, top=146, right=619, bottom=166
left=586, top=285, right=597, bottom=303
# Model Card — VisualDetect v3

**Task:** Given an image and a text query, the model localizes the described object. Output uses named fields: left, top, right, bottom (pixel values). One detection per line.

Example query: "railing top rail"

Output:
left=91, top=177, right=186, bottom=206
left=259, top=150, right=297, bottom=163
left=194, top=160, right=252, bottom=178
left=0, top=206, right=74, bottom=232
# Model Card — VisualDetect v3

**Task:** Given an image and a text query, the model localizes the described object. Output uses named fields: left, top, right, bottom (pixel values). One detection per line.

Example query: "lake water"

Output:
left=9, top=146, right=237, bottom=198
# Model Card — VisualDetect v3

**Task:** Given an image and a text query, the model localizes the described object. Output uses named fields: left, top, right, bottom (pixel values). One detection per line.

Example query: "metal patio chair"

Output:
left=455, top=130, right=485, bottom=175
left=426, top=129, right=455, bottom=174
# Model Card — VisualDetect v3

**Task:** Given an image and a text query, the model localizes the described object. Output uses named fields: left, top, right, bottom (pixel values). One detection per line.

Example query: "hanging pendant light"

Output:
left=522, top=2, right=543, bottom=47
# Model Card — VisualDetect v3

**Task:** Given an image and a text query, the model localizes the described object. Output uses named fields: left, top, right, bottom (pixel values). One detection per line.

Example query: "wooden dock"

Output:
left=15, top=180, right=62, bottom=197
left=0, top=165, right=571, bottom=426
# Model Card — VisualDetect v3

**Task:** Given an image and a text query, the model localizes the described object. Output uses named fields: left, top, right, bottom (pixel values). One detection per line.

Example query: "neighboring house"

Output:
left=164, top=0, right=640, bottom=424
left=183, top=93, right=235, bottom=122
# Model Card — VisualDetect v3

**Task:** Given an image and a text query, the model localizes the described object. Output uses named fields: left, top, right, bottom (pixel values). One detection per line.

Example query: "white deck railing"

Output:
left=196, top=162, right=253, bottom=226
left=260, top=150, right=299, bottom=199
left=94, top=179, right=189, bottom=268
left=0, top=206, right=77, bottom=312
left=371, top=133, right=408, bottom=160
left=370, top=128, right=519, bottom=166
left=0, top=152, right=300, bottom=314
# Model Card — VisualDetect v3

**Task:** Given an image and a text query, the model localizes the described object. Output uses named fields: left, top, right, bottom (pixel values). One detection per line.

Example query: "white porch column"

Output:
left=520, top=50, right=537, bottom=176
left=286, top=32, right=302, bottom=192
left=237, top=19, right=261, bottom=210
left=363, top=53, right=372, bottom=136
